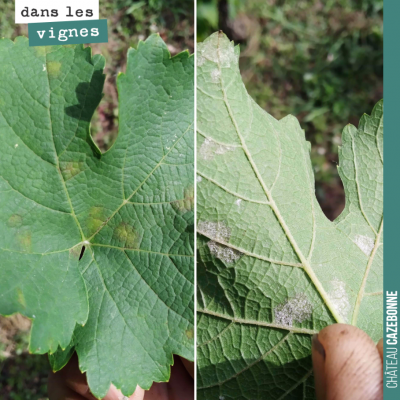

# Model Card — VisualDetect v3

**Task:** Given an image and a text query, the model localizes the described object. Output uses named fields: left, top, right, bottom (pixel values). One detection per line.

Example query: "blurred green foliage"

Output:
left=91, top=0, right=194, bottom=150
left=0, top=316, right=48, bottom=399
left=198, top=0, right=383, bottom=219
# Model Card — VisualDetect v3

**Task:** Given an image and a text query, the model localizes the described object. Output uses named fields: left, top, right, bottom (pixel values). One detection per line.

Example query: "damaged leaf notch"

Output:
left=0, top=34, right=194, bottom=398
left=196, top=32, right=382, bottom=399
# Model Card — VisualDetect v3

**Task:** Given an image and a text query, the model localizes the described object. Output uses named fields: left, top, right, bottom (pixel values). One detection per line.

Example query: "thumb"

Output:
left=312, top=324, right=382, bottom=400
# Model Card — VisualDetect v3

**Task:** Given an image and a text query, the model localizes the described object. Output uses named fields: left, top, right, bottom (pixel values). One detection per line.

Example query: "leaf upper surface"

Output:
left=196, top=32, right=382, bottom=399
left=0, top=35, right=194, bottom=397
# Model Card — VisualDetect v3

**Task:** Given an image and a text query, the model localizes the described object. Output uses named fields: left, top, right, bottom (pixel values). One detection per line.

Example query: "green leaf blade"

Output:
left=197, top=32, right=383, bottom=399
left=0, top=34, right=194, bottom=397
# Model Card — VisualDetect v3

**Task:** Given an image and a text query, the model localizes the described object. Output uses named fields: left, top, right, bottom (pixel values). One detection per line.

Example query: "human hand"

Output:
left=48, top=324, right=382, bottom=400
left=48, top=354, right=194, bottom=400
left=312, top=324, right=383, bottom=400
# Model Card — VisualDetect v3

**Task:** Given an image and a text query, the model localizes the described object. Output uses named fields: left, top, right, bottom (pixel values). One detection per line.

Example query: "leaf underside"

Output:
left=196, top=32, right=383, bottom=400
left=0, top=35, right=194, bottom=397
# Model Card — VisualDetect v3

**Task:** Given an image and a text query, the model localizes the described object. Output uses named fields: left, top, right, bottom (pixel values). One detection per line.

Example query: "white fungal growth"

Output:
left=198, top=220, right=231, bottom=241
left=199, top=138, right=234, bottom=161
left=14, top=144, right=18, bottom=148
left=207, top=240, right=242, bottom=263
left=274, top=294, right=313, bottom=327
left=197, top=55, right=205, bottom=67
left=235, top=199, right=242, bottom=207
left=196, top=175, right=202, bottom=183
left=199, top=35, right=238, bottom=67
left=328, top=279, right=350, bottom=321
left=42, top=64, right=46, bottom=72
left=219, top=397, right=225, bottom=400
left=198, top=220, right=242, bottom=263
left=211, top=69, right=221, bottom=82
left=354, top=234, right=374, bottom=256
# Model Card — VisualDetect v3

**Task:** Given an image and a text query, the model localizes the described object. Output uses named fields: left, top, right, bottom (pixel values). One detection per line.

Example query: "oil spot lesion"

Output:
left=6, top=214, right=32, bottom=252
left=17, top=288, right=26, bottom=308
left=46, top=61, right=62, bottom=78
left=171, top=186, right=194, bottom=213
left=70, top=244, right=83, bottom=260
left=86, top=206, right=107, bottom=237
left=7, top=214, right=23, bottom=228
left=17, top=231, right=32, bottom=253
left=274, top=293, right=313, bottom=327
left=34, top=46, right=47, bottom=57
left=60, top=161, right=85, bottom=181
left=69, top=242, right=88, bottom=260
left=185, top=329, right=194, bottom=339
left=114, top=222, right=140, bottom=249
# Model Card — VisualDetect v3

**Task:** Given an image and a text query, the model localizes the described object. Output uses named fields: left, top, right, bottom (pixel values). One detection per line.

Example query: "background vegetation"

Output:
left=0, top=0, right=193, bottom=398
left=198, top=0, right=383, bottom=220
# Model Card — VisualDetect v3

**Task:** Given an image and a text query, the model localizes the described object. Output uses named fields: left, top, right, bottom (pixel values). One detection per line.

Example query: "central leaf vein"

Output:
left=215, top=33, right=344, bottom=324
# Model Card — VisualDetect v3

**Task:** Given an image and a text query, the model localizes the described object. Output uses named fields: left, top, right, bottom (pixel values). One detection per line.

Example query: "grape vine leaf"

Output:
left=196, top=32, right=382, bottom=399
left=0, top=35, right=194, bottom=397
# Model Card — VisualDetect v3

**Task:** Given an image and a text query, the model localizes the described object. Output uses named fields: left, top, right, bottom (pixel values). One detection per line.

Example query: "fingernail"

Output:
left=312, top=334, right=326, bottom=359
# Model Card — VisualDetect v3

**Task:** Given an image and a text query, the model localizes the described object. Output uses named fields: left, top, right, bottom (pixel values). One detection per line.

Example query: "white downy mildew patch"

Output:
left=354, top=234, right=375, bottom=256
left=274, top=294, right=313, bottom=326
left=197, top=221, right=231, bottom=242
left=198, top=220, right=242, bottom=263
left=207, top=240, right=242, bottom=263
left=328, top=279, right=350, bottom=321
left=199, top=35, right=238, bottom=68
left=211, top=69, right=221, bottom=83
left=198, top=220, right=231, bottom=241
left=235, top=199, right=242, bottom=207
left=199, top=138, right=234, bottom=161
left=197, top=54, right=205, bottom=67
left=196, top=175, right=202, bottom=183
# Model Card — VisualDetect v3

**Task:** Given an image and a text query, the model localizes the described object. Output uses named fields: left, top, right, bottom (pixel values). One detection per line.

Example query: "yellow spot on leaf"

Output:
left=46, top=61, right=62, bottom=78
left=17, top=231, right=32, bottom=252
left=17, top=288, right=26, bottom=308
left=70, top=244, right=83, bottom=260
left=60, top=161, right=84, bottom=180
left=171, top=186, right=194, bottom=213
left=114, top=223, right=140, bottom=249
left=34, top=46, right=47, bottom=57
left=86, top=206, right=106, bottom=237
left=185, top=329, right=194, bottom=339
left=7, top=214, right=23, bottom=228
